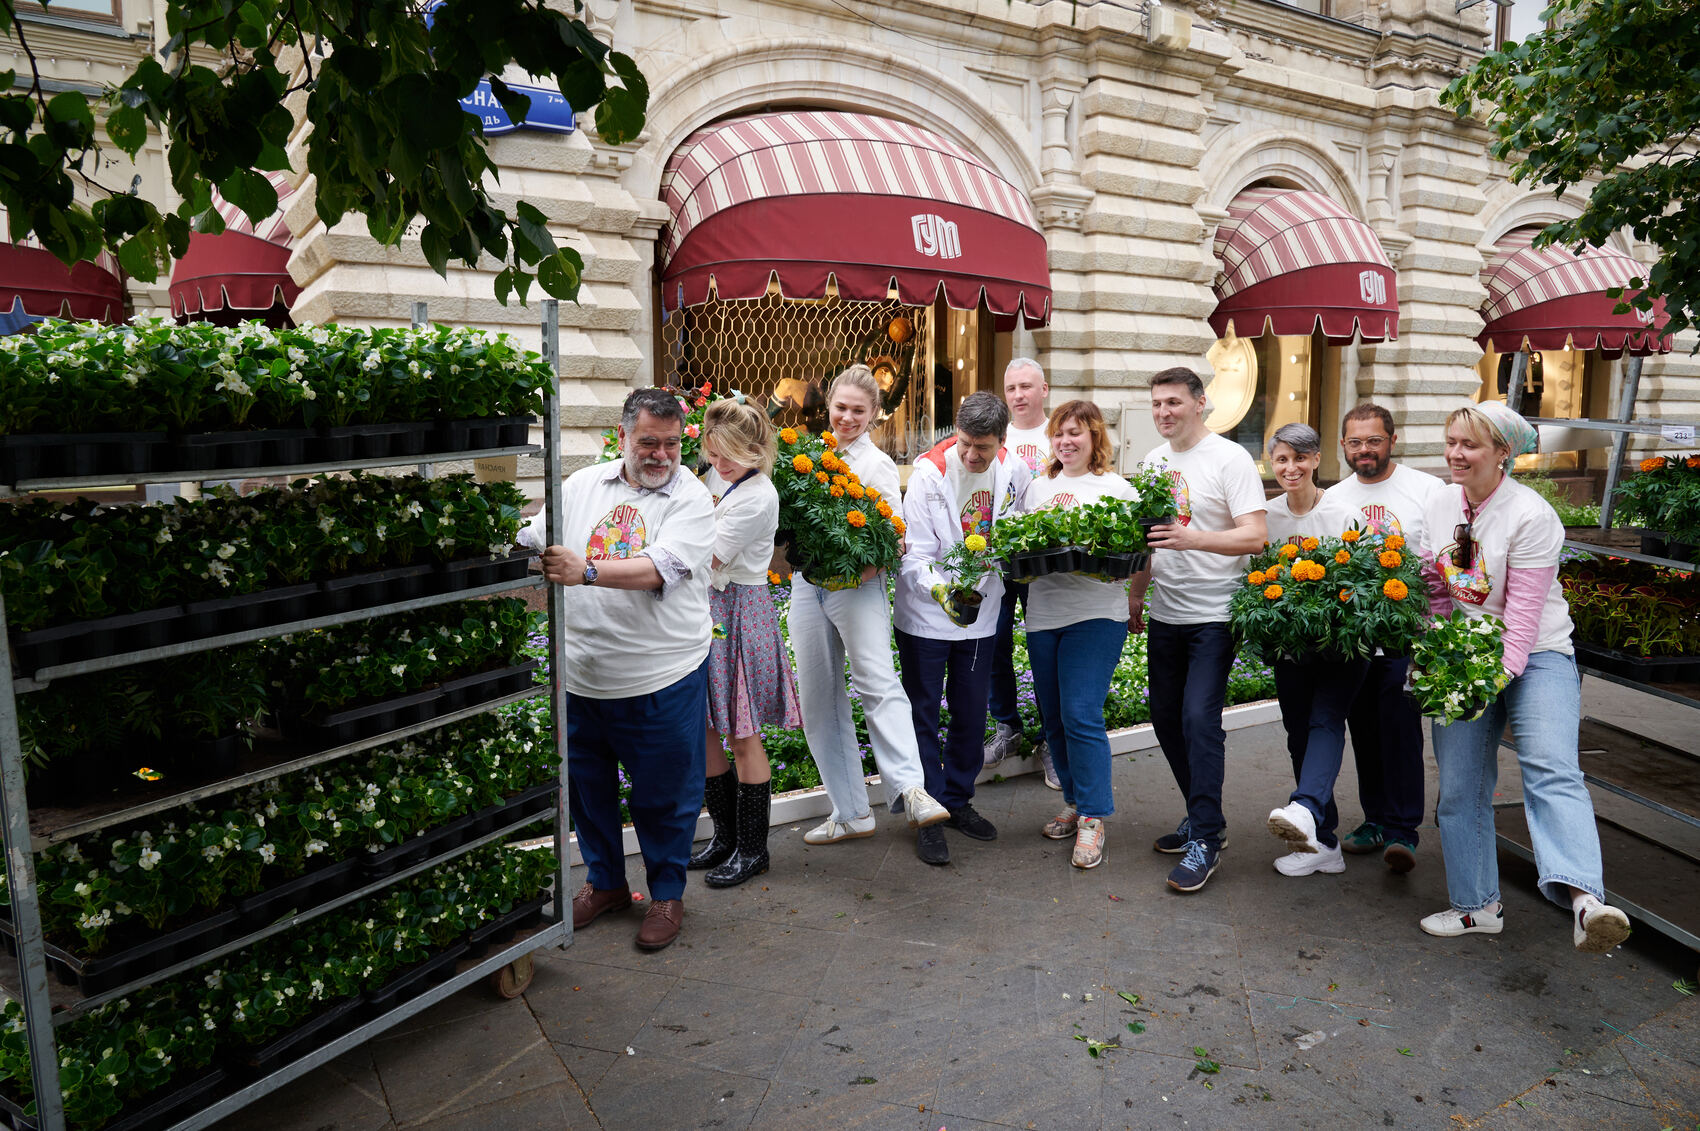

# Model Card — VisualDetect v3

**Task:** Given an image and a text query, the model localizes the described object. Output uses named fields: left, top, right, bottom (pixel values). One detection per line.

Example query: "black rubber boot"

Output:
left=706, top=781, right=771, bottom=888
left=688, top=770, right=737, bottom=870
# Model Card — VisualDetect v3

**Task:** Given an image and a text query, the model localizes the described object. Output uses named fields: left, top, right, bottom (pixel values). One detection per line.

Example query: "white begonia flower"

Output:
left=138, top=848, right=162, bottom=871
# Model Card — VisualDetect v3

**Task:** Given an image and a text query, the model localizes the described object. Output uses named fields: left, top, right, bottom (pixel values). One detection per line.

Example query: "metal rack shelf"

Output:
left=1561, top=539, right=1696, bottom=572
left=29, top=686, right=547, bottom=850
left=0, top=445, right=540, bottom=494
left=0, top=302, right=575, bottom=1131
left=12, top=574, right=544, bottom=691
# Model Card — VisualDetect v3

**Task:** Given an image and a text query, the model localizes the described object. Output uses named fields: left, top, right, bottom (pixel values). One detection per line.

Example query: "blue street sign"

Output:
left=462, top=80, right=575, bottom=137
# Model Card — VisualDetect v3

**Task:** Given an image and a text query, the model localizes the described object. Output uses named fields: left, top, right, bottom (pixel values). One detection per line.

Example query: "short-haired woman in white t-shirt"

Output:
left=1416, top=402, right=1630, bottom=952
left=1028, top=400, right=1138, bottom=870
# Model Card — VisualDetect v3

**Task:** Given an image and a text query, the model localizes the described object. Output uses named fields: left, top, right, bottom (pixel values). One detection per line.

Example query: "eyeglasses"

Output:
left=1452, top=522, right=1474, bottom=570
left=1343, top=437, right=1390, bottom=452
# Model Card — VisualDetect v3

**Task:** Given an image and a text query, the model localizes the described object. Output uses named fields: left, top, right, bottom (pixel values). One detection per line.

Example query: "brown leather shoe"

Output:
left=572, top=883, right=632, bottom=930
left=635, top=899, right=684, bottom=951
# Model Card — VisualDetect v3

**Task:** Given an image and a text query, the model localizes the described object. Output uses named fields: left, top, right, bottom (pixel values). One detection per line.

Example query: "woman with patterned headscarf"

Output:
left=1415, top=401, right=1630, bottom=953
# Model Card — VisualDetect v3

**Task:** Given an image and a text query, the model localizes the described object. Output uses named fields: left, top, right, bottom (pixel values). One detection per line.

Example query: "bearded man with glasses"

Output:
left=1321, top=403, right=1446, bottom=874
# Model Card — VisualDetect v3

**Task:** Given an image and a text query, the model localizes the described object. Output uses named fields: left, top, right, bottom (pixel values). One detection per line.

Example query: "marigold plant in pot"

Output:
left=771, top=426, right=902, bottom=588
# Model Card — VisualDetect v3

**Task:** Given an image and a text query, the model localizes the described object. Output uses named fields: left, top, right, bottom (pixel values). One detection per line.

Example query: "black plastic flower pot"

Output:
left=45, top=907, right=241, bottom=996
left=466, top=895, right=550, bottom=958
left=354, top=422, right=410, bottom=460
left=1666, top=540, right=1698, bottom=566
left=1639, top=531, right=1669, bottom=558
left=12, top=617, right=103, bottom=672
left=235, top=857, right=359, bottom=931
left=313, top=425, right=359, bottom=462
left=1573, top=641, right=1700, bottom=684
left=108, top=432, right=168, bottom=476
left=494, top=415, right=536, bottom=447
left=495, top=548, right=540, bottom=582
left=0, top=1065, right=232, bottom=1131
left=1082, top=551, right=1147, bottom=579
left=438, top=554, right=488, bottom=591
left=319, top=569, right=388, bottom=610
left=949, top=591, right=985, bottom=625
left=434, top=419, right=474, bottom=452
left=0, top=433, right=68, bottom=483
left=107, top=604, right=188, bottom=652
left=393, top=420, right=434, bottom=457
left=365, top=942, right=469, bottom=1014
left=311, top=688, right=444, bottom=745
left=465, top=419, right=504, bottom=450
left=66, top=432, right=151, bottom=477
left=232, top=997, right=366, bottom=1076
left=176, top=430, right=255, bottom=472
left=262, top=427, right=315, bottom=465
left=359, top=832, right=435, bottom=880
left=252, top=581, right=320, bottom=627
left=184, top=733, right=245, bottom=779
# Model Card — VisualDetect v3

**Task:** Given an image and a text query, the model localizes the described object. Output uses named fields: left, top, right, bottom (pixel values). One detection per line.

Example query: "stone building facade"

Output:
left=9, top=0, right=1698, bottom=492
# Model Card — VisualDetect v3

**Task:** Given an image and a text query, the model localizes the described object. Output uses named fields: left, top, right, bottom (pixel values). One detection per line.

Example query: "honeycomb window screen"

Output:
left=658, top=291, right=934, bottom=463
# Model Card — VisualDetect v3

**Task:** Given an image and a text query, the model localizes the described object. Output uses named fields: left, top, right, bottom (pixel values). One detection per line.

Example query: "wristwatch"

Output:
left=582, top=562, right=599, bottom=586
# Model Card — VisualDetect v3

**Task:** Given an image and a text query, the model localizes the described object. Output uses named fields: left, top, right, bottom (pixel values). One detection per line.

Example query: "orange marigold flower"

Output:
left=815, top=471, right=829, bottom=484
left=876, top=500, right=893, bottom=518
left=779, top=428, right=799, bottom=445
left=830, top=485, right=845, bottom=497
left=1383, top=578, right=1409, bottom=601
left=866, top=487, right=881, bottom=501
left=1300, top=536, right=1320, bottom=552
left=892, top=515, right=907, bottom=535
left=1264, top=563, right=1283, bottom=579
left=767, top=570, right=782, bottom=585
left=847, top=509, right=867, bottom=528
left=1379, top=550, right=1403, bottom=568
left=1338, top=588, right=1353, bottom=602
left=1247, top=571, right=1266, bottom=586
left=1279, top=543, right=1300, bottom=559
left=1263, top=584, right=1284, bottom=600
left=822, top=431, right=838, bottom=449
left=1334, top=550, right=1351, bottom=565
left=1640, top=457, right=1665, bottom=473
left=791, top=454, right=813, bottom=474
left=848, top=484, right=865, bottom=499
left=1385, top=535, right=1405, bottom=551
left=1341, top=529, right=1362, bottom=542
left=1294, top=559, right=1326, bottom=581
left=1688, top=456, right=1700, bottom=469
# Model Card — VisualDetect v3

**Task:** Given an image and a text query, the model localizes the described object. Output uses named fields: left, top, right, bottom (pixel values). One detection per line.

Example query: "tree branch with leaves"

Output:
left=1442, top=0, right=1700, bottom=344
left=0, top=0, right=647, bottom=304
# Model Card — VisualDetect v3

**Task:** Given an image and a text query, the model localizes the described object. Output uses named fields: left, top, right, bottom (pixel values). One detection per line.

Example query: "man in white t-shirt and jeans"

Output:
left=985, top=358, right=1058, bottom=782
left=1322, top=403, right=1445, bottom=873
left=1130, top=368, right=1268, bottom=894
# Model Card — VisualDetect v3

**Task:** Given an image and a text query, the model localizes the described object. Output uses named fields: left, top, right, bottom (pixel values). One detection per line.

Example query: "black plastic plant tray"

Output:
left=1079, top=551, right=1150, bottom=579
left=493, top=414, right=536, bottom=447
left=235, top=857, right=360, bottom=931
left=10, top=603, right=186, bottom=673
left=0, top=1066, right=228, bottom=1131
left=435, top=659, right=542, bottom=711
left=468, top=781, right=561, bottom=837
left=1574, top=642, right=1700, bottom=684
left=353, top=422, right=412, bottom=460
left=1003, top=546, right=1082, bottom=582
left=364, top=941, right=470, bottom=1013
left=183, top=582, right=319, bottom=637
left=358, top=817, right=468, bottom=880
left=317, top=562, right=436, bottom=613
left=286, top=687, right=445, bottom=747
left=228, top=997, right=367, bottom=1077
left=438, top=548, right=538, bottom=591
left=464, top=895, right=550, bottom=959
left=43, top=907, right=241, bottom=997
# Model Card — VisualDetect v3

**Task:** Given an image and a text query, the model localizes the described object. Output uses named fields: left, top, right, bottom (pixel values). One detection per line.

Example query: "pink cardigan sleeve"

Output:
left=1500, top=564, right=1557, bottom=678
left=1421, top=554, right=1454, bottom=617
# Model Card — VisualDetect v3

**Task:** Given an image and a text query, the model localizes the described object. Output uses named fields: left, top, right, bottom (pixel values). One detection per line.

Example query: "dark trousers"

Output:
left=566, top=659, right=709, bottom=902
left=1147, top=618, right=1235, bottom=846
left=1273, top=658, right=1371, bottom=849
left=989, top=581, right=1044, bottom=733
left=896, top=630, right=994, bottom=811
left=1346, top=653, right=1425, bottom=845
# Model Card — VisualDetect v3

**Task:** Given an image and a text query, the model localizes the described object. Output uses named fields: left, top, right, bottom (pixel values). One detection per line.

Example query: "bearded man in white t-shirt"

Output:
left=984, top=358, right=1058, bottom=782
left=1321, top=403, right=1445, bottom=874
left=1130, top=367, right=1268, bottom=894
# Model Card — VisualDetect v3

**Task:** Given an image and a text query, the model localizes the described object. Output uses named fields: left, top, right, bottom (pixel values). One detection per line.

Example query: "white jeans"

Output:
left=788, top=575, right=925, bottom=822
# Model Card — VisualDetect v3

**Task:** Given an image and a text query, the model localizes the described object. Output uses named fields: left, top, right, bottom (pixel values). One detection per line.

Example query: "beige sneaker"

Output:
left=1041, top=807, right=1079, bottom=840
left=902, top=787, right=950, bottom=829
left=802, top=815, right=876, bottom=844
left=1573, top=896, right=1631, bottom=953
left=1072, top=817, right=1106, bottom=869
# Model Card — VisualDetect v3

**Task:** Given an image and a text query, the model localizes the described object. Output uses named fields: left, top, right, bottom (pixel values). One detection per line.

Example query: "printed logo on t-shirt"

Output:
left=1438, top=539, right=1492, bottom=606
left=960, top=489, right=993, bottom=535
left=1166, top=470, right=1193, bottom=526
left=586, top=503, right=646, bottom=560
left=1014, top=443, right=1045, bottom=474
left=1048, top=493, right=1077, bottom=509
left=1356, top=504, right=1403, bottom=537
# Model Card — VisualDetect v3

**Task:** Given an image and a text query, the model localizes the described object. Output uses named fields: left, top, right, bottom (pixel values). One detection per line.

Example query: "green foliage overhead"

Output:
left=1442, top=0, right=1698, bottom=342
left=0, top=0, right=647, bottom=304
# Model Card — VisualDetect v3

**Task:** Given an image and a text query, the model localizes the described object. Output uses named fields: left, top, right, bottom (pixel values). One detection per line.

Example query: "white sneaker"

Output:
left=902, top=787, right=950, bottom=829
left=1573, top=895, right=1631, bottom=953
left=1036, top=741, right=1061, bottom=790
left=1419, top=904, right=1504, bottom=938
left=1274, top=842, right=1345, bottom=877
left=984, top=723, right=1020, bottom=768
left=1267, top=802, right=1321, bottom=854
left=803, top=815, right=876, bottom=845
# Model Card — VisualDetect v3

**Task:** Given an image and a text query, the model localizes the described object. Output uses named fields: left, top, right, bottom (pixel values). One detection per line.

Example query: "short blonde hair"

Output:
left=1045, top=399, right=1115, bottom=477
left=702, top=399, right=776, bottom=475
left=827, top=363, right=881, bottom=411
left=1446, top=405, right=1512, bottom=469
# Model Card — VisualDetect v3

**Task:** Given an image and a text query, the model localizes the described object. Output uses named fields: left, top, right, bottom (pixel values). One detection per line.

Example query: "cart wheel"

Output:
left=490, top=953, right=534, bottom=998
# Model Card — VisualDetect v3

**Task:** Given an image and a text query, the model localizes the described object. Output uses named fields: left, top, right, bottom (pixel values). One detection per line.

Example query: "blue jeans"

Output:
left=896, top=630, right=994, bottom=811
left=1027, top=618, right=1128, bottom=819
left=1274, top=658, right=1371, bottom=849
left=1147, top=619, right=1235, bottom=847
left=1346, top=654, right=1426, bottom=844
left=1431, top=650, right=1603, bottom=911
left=989, top=581, right=1042, bottom=732
left=567, top=659, right=709, bottom=903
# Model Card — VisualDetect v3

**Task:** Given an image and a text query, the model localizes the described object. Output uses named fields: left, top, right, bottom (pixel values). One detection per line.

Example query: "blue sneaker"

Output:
left=1154, top=818, right=1229, bottom=855
left=1166, top=839, right=1220, bottom=893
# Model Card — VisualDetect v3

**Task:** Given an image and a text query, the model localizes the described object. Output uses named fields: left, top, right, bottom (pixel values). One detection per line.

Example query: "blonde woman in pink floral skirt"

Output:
left=689, top=399, right=802, bottom=887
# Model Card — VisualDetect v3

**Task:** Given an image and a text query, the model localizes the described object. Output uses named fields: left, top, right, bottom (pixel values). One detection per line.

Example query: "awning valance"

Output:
left=169, top=170, right=301, bottom=323
left=0, top=241, right=125, bottom=323
left=1478, top=227, right=1670, bottom=357
left=658, top=111, right=1051, bottom=328
left=1209, top=187, right=1398, bottom=344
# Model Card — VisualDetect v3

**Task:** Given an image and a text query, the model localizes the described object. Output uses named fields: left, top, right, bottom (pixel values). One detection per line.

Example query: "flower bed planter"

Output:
left=228, top=997, right=367, bottom=1077
left=364, top=941, right=470, bottom=1014
left=1573, top=641, right=1700, bottom=684
left=0, top=1066, right=228, bottom=1131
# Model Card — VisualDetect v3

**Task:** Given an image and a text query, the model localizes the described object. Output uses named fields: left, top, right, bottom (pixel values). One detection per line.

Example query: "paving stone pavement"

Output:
left=221, top=683, right=1700, bottom=1130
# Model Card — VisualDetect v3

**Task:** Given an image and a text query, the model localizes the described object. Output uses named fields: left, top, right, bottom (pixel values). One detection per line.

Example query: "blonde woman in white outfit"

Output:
left=789, top=365, right=950, bottom=844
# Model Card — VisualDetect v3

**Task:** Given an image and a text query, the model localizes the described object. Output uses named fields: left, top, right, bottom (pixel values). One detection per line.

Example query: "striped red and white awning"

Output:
left=0, top=239, right=125, bottom=324
left=659, top=111, right=1051, bottom=327
left=1210, top=187, right=1398, bottom=344
left=1479, top=227, right=1670, bottom=357
left=170, top=170, right=302, bottom=324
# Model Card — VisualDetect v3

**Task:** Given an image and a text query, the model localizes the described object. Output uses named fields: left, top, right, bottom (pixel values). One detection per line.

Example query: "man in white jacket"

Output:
left=895, top=393, right=1033, bottom=865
